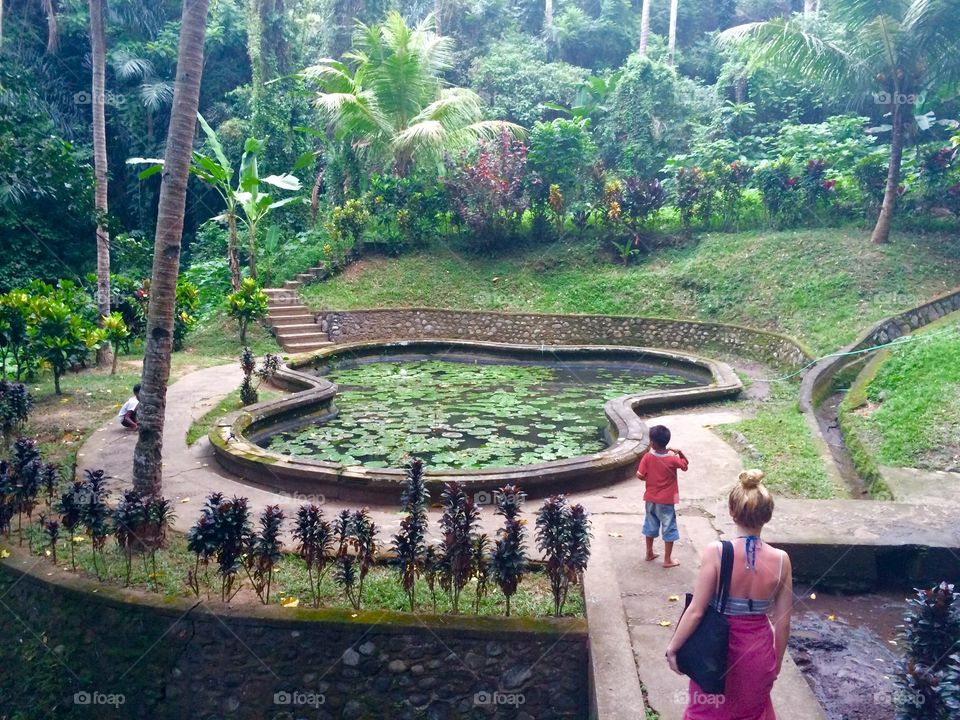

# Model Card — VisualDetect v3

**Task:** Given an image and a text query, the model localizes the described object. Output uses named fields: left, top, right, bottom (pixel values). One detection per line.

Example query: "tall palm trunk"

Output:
left=227, top=212, right=242, bottom=291
left=804, top=0, right=815, bottom=14
left=246, top=0, right=264, bottom=132
left=871, top=100, right=904, bottom=245
left=639, top=0, right=652, bottom=56
left=90, top=0, right=112, bottom=368
left=668, top=0, right=679, bottom=65
left=40, top=0, right=58, bottom=53
left=544, top=0, right=552, bottom=30
left=132, top=0, right=210, bottom=496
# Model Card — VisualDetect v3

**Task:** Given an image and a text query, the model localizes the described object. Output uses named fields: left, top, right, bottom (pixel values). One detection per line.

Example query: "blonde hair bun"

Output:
left=738, top=469, right=765, bottom=489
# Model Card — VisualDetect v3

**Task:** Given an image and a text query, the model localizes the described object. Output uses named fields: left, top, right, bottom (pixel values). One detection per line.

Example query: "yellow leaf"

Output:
left=608, top=532, right=624, bottom=538
left=0, top=549, right=10, bottom=559
left=668, top=595, right=680, bottom=602
left=809, top=593, right=817, bottom=600
left=44, top=550, right=51, bottom=557
left=659, top=620, right=673, bottom=627
left=180, top=497, right=191, bottom=504
left=827, top=613, right=837, bottom=622
left=72, top=536, right=85, bottom=544
left=280, top=597, right=299, bottom=608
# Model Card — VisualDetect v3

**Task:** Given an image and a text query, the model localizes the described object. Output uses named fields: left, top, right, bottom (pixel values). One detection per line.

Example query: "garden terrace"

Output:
left=211, top=339, right=742, bottom=501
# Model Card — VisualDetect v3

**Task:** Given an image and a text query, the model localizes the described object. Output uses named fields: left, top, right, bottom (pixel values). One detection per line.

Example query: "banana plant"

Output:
left=128, top=113, right=302, bottom=290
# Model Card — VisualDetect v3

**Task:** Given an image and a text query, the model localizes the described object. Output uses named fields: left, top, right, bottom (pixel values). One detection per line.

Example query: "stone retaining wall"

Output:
left=0, top=560, right=588, bottom=720
left=316, top=308, right=811, bottom=369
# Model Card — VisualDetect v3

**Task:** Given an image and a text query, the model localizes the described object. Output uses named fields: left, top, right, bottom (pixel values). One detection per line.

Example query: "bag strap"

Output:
left=715, top=540, right=734, bottom=614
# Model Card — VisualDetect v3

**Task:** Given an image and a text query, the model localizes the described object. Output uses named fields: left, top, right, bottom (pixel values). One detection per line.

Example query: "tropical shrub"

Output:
left=446, top=130, right=529, bottom=250
left=0, top=461, right=13, bottom=538
left=12, top=438, right=41, bottom=540
left=173, top=278, right=200, bottom=351
left=293, top=503, right=333, bottom=608
left=674, top=167, right=708, bottom=231
left=333, top=510, right=358, bottom=608
left=490, top=485, right=527, bottom=616
left=239, top=347, right=281, bottom=406
left=78, top=468, right=112, bottom=578
left=211, top=495, right=253, bottom=602
left=56, top=480, right=85, bottom=570
left=102, top=312, right=129, bottom=375
left=114, top=490, right=174, bottom=590
left=438, top=482, right=480, bottom=614
left=186, top=493, right=225, bottom=597
left=527, top=118, right=598, bottom=201
left=392, top=458, right=430, bottom=610
left=244, top=505, right=285, bottom=604
left=43, top=518, right=60, bottom=564
left=350, top=508, right=379, bottom=609
left=0, top=290, right=32, bottom=379
left=0, top=380, right=31, bottom=447
left=535, top=496, right=592, bottom=617
left=553, top=3, right=636, bottom=70
left=894, top=582, right=960, bottom=719
left=225, top=278, right=269, bottom=344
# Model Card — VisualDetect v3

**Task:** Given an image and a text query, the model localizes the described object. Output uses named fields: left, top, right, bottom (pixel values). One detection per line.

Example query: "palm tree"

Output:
left=89, top=0, right=111, bottom=368
left=302, top=12, right=520, bottom=177
left=545, top=0, right=553, bottom=30
left=41, top=0, right=58, bottom=53
left=668, top=0, right=679, bottom=64
left=639, top=0, right=652, bottom=55
left=718, top=0, right=960, bottom=245
left=132, top=0, right=210, bottom=496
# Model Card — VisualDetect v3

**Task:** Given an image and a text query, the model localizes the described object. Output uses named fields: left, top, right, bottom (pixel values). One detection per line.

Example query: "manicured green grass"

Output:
left=717, top=383, right=838, bottom=499
left=844, top=321, right=960, bottom=470
left=301, top=228, right=960, bottom=356
left=15, top=524, right=582, bottom=618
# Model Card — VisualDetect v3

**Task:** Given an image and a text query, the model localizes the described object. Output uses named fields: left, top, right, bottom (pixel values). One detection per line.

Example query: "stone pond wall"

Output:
left=0, top=562, right=588, bottom=720
left=315, top=308, right=811, bottom=369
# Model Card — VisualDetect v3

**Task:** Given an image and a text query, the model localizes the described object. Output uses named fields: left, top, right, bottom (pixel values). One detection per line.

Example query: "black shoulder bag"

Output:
left=675, top=540, right=734, bottom=695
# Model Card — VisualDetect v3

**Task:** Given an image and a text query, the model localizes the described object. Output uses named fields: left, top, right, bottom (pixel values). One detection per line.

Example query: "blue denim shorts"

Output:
left=643, top=502, right=680, bottom=542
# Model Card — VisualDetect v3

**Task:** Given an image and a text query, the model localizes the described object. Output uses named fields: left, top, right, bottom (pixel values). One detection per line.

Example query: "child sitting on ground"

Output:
left=637, top=424, right=689, bottom=568
left=118, top=383, right=141, bottom=431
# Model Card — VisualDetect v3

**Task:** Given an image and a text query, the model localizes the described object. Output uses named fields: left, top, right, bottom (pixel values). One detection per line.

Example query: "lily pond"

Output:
left=264, top=357, right=704, bottom=470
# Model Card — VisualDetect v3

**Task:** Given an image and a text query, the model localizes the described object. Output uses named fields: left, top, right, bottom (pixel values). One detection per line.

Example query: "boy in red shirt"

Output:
left=636, top=424, right=688, bottom=568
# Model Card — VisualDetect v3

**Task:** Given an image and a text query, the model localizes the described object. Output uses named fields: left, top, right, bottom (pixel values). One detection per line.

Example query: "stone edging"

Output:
left=799, top=286, right=960, bottom=488
left=313, top=307, right=813, bottom=370
left=210, top=339, right=743, bottom=500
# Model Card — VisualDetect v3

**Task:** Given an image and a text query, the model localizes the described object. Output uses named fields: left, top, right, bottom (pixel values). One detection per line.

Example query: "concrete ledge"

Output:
left=211, top=340, right=743, bottom=501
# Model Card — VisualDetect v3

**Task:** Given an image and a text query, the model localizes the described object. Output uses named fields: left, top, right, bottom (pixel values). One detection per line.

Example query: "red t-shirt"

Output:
left=637, top=451, right=688, bottom=504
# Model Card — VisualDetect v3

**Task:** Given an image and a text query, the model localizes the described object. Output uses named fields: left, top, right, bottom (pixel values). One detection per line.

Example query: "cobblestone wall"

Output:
left=0, top=563, right=588, bottom=720
left=317, top=308, right=810, bottom=369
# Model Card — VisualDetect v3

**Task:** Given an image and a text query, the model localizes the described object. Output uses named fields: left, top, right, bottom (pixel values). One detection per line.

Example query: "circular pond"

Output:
left=264, top=355, right=704, bottom=470
left=211, top=340, right=742, bottom=500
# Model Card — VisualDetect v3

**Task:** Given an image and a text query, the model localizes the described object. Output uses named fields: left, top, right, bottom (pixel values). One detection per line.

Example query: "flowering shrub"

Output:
left=446, top=130, right=529, bottom=250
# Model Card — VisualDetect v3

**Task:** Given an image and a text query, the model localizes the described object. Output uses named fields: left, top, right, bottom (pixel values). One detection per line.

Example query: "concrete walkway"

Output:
left=80, top=366, right=826, bottom=720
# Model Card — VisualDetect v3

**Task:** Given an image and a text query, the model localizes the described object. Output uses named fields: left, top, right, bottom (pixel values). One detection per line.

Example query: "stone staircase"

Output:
left=263, top=266, right=333, bottom=354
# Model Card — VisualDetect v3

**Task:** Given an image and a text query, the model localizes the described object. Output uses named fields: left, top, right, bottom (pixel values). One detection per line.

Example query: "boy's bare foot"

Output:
left=645, top=553, right=660, bottom=561
left=663, top=560, right=680, bottom=568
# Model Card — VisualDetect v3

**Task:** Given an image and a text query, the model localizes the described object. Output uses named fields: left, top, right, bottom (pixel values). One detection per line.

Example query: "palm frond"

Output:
left=139, top=80, right=174, bottom=112
left=111, top=50, right=154, bottom=81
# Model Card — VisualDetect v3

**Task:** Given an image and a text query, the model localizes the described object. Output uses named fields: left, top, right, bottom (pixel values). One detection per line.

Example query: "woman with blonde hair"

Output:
left=666, top=469, right=793, bottom=719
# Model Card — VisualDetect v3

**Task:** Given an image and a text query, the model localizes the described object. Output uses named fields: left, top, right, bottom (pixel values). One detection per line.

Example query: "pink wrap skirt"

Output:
left=683, top=614, right=777, bottom=720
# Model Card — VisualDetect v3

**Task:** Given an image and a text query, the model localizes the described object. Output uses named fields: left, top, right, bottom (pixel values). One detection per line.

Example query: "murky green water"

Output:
left=264, top=358, right=701, bottom=470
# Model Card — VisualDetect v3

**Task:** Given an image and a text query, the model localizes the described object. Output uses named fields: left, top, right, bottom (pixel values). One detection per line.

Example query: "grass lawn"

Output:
left=842, top=319, right=960, bottom=471
left=302, top=228, right=960, bottom=356
left=716, top=381, right=838, bottom=499
left=185, top=385, right=286, bottom=445
left=22, top=313, right=280, bottom=468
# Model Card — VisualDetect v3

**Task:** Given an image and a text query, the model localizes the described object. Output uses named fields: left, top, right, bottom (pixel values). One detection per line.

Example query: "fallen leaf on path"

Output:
left=280, top=597, right=299, bottom=608
left=668, top=595, right=680, bottom=602
left=608, top=532, right=624, bottom=538
left=827, top=613, right=837, bottom=621
left=180, top=497, right=191, bottom=503
left=658, top=620, right=673, bottom=627
left=0, top=549, right=9, bottom=559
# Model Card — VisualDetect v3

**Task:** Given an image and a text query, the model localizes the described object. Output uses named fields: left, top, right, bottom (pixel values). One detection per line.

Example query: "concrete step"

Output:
left=266, top=301, right=308, bottom=313
left=282, top=280, right=302, bottom=290
left=275, top=328, right=325, bottom=341
left=268, top=315, right=315, bottom=328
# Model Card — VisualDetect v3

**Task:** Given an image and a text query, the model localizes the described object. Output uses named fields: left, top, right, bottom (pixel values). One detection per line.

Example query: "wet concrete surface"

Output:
left=790, top=589, right=908, bottom=720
